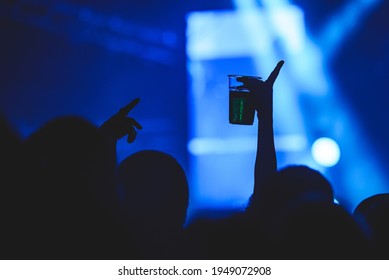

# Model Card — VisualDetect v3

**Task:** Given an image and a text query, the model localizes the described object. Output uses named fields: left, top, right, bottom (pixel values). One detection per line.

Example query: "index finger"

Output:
left=266, top=60, right=284, bottom=86
left=119, top=98, right=140, bottom=116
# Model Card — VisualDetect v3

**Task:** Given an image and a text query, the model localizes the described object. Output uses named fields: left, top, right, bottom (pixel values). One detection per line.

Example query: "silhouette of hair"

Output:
left=118, top=150, right=189, bottom=228
left=353, top=193, right=389, bottom=258
left=23, top=116, right=117, bottom=206
left=247, top=165, right=334, bottom=223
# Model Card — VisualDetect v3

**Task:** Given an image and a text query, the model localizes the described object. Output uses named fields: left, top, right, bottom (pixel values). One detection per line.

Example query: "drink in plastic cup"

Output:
left=228, top=74, right=258, bottom=125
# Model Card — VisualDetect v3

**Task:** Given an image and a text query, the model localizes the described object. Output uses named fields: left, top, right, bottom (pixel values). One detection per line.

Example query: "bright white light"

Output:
left=311, top=137, right=341, bottom=167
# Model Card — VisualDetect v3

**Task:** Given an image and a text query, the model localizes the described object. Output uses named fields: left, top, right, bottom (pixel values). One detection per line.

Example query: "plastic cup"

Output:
left=228, top=74, right=259, bottom=125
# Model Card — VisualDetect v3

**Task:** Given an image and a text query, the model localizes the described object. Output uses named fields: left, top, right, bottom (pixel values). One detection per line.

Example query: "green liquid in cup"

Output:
left=229, top=90, right=255, bottom=125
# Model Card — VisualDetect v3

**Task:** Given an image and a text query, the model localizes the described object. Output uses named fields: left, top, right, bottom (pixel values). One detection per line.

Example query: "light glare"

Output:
left=311, top=137, right=341, bottom=167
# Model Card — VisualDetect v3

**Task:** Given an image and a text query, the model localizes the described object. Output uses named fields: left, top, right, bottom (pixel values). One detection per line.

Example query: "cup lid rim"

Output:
left=227, top=74, right=261, bottom=79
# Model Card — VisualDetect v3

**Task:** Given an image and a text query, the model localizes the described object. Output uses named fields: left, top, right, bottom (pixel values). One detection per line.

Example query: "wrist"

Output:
left=256, top=107, right=273, bottom=119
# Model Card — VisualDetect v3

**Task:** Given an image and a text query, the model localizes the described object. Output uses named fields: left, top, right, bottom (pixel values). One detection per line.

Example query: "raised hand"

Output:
left=239, top=60, right=284, bottom=114
left=100, top=98, right=142, bottom=143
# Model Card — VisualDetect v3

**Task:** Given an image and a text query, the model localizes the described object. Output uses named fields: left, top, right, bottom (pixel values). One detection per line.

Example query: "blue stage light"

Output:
left=186, top=0, right=386, bottom=217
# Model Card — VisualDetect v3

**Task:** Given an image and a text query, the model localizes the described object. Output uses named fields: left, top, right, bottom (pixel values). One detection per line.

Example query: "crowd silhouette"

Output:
left=0, top=60, right=388, bottom=260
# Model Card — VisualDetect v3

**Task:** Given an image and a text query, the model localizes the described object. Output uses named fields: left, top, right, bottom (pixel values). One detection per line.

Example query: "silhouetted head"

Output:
left=248, top=165, right=334, bottom=221
left=353, top=193, right=389, bottom=257
left=117, top=150, right=189, bottom=229
left=272, top=201, right=370, bottom=259
left=354, top=193, right=389, bottom=220
left=23, top=116, right=116, bottom=210
left=18, top=116, right=135, bottom=258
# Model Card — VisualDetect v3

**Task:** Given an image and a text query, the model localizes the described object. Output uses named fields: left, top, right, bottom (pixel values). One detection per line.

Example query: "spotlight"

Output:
left=311, top=137, right=340, bottom=167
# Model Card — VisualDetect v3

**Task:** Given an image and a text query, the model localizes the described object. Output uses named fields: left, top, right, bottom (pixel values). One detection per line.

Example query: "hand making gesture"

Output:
left=100, top=98, right=142, bottom=143
left=239, top=60, right=284, bottom=114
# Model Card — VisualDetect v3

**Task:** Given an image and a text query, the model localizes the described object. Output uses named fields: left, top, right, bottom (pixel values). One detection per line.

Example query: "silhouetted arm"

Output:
left=244, top=61, right=284, bottom=196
